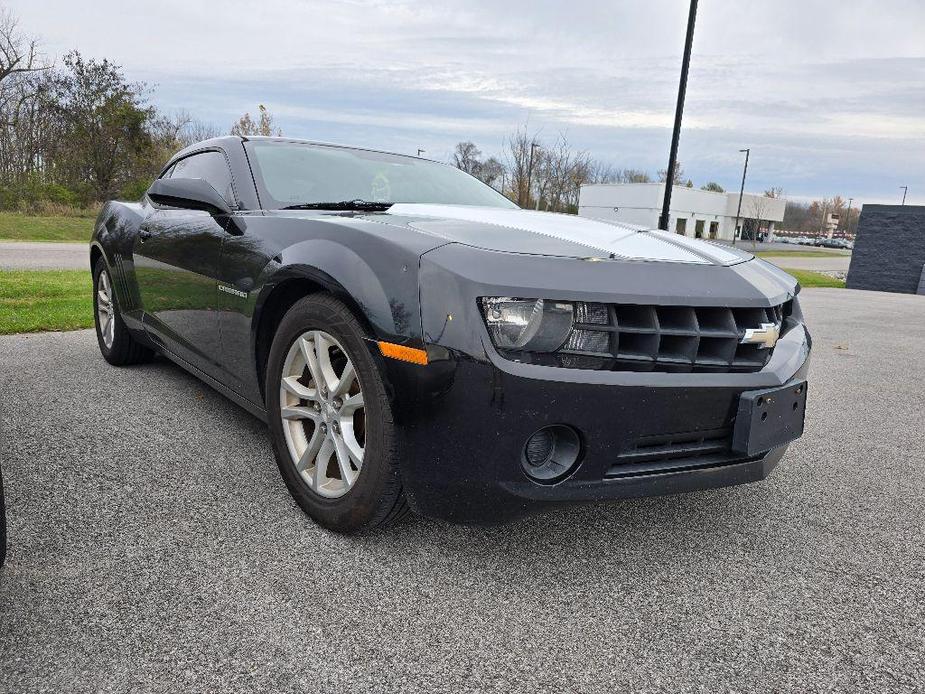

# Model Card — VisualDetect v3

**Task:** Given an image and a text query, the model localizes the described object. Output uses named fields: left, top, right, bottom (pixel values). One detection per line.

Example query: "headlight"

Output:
left=480, top=297, right=573, bottom=352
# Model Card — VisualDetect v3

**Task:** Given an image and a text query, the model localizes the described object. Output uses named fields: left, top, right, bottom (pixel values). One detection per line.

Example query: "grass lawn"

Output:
left=755, top=250, right=849, bottom=258
left=781, top=268, right=846, bottom=289
left=0, top=212, right=94, bottom=242
left=0, top=270, right=94, bottom=334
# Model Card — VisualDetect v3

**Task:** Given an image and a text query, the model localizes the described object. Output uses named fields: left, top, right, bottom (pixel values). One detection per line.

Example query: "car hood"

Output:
left=382, top=204, right=753, bottom=266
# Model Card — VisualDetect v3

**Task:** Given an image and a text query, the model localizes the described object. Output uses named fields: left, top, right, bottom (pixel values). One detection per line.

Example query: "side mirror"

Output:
left=148, top=177, right=233, bottom=216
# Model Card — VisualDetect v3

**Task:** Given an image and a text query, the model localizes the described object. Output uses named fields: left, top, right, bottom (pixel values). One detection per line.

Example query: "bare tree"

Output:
left=178, top=117, right=222, bottom=148
left=588, top=160, right=620, bottom=184
left=620, top=168, right=651, bottom=183
left=657, top=161, right=685, bottom=185
left=452, top=141, right=482, bottom=175
left=764, top=186, right=784, bottom=199
left=0, top=9, right=45, bottom=84
left=541, top=134, right=591, bottom=212
left=231, top=104, right=281, bottom=137
left=503, top=124, right=541, bottom=208
left=0, top=8, right=51, bottom=185
left=747, top=194, right=772, bottom=248
left=477, top=156, right=504, bottom=189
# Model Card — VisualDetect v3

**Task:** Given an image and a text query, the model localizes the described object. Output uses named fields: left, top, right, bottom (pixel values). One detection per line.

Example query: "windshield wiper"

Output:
left=281, top=199, right=394, bottom=211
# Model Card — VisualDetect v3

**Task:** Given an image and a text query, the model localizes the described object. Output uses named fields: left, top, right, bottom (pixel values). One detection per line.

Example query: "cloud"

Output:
left=8, top=0, right=925, bottom=203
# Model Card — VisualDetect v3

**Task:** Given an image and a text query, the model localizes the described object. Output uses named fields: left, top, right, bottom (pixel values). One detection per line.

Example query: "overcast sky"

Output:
left=12, top=0, right=925, bottom=205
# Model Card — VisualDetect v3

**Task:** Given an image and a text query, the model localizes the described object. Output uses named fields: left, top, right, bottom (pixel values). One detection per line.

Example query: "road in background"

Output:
left=1, top=289, right=923, bottom=692
left=716, top=240, right=852, bottom=255
left=0, top=239, right=851, bottom=272
left=760, top=255, right=851, bottom=273
left=0, top=241, right=88, bottom=270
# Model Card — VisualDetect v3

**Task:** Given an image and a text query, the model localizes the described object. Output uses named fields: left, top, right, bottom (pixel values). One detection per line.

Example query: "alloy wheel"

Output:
left=97, top=270, right=115, bottom=349
left=279, top=330, right=366, bottom=498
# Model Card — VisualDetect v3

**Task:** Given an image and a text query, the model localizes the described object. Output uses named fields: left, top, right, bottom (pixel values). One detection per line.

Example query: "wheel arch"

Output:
left=89, top=243, right=104, bottom=273
left=252, top=266, right=378, bottom=403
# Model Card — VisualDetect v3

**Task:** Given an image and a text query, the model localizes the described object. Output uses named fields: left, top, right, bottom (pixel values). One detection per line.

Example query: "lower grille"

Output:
left=555, top=301, right=791, bottom=374
left=606, top=427, right=753, bottom=478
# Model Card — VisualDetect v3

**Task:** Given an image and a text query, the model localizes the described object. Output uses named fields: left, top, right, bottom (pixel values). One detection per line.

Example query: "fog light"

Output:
left=521, top=425, right=582, bottom=483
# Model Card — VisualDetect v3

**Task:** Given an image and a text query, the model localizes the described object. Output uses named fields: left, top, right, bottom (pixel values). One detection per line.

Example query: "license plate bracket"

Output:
left=731, top=380, right=808, bottom=457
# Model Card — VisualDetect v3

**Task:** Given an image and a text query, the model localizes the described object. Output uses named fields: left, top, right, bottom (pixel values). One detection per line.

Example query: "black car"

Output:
left=91, top=136, right=811, bottom=532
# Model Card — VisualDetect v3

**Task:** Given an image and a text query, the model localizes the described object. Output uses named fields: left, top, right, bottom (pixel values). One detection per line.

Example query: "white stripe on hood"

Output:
left=386, top=204, right=735, bottom=264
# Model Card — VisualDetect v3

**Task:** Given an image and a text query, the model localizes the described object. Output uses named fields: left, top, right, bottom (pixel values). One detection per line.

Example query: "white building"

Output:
left=578, top=183, right=786, bottom=242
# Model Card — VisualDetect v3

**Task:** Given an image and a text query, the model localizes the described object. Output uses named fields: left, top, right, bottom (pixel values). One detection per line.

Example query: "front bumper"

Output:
left=384, top=322, right=810, bottom=524
left=383, top=245, right=810, bottom=523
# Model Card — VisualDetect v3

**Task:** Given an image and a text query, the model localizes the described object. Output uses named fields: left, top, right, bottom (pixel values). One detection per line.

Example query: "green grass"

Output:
left=781, top=268, right=846, bottom=288
left=0, top=270, right=94, bottom=334
left=0, top=212, right=94, bottom=242
left=756, top=250, right=849, bottom=258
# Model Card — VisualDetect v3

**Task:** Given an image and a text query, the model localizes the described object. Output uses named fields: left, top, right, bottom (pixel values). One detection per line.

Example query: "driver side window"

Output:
left=168, top=151, right=236, bottom=207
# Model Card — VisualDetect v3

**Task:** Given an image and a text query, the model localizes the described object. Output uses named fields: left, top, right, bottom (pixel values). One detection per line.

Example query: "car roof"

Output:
left=170, top=135, right=433, bottom=166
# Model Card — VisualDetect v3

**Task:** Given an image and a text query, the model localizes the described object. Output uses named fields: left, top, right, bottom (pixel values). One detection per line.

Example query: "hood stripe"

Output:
left=386, top=204, right=723, bottom=264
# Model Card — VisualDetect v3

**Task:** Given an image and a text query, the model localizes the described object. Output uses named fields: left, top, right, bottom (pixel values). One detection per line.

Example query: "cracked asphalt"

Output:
left=1, top=288, right=923, bottom=693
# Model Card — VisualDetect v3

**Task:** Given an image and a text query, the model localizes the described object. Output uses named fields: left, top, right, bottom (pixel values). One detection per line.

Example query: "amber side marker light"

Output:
left=378, top=341, right=429, bottom=365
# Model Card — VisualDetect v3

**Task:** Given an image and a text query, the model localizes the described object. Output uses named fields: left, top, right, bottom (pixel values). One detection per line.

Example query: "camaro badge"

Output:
left=741, top=322, right=780, bottom=349
left=218, top=284, right=248, bottom=299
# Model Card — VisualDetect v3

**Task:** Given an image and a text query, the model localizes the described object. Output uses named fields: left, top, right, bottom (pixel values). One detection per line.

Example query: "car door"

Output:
left=134, top=149, right=237, bottom=380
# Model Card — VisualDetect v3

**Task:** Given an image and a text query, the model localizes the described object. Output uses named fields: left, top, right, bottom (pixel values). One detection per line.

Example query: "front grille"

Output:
left=553, top=301, right=790, bottom=373
left=605, top=427, right=753, bottom=478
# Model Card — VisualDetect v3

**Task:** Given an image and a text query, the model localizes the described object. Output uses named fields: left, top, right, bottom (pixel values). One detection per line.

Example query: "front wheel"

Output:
left=266, top=295, right=408, bottom=533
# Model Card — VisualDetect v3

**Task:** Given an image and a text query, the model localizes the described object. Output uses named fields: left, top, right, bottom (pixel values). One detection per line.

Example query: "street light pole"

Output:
left=845, top=197, right=853, bottom=236
left=900, top=186, right=908, bottom=205
left=732, top=148, right=750, bottom=246
left=526, top=142, right=540, bottom=209
left=658, top=0, right=698, bottom=231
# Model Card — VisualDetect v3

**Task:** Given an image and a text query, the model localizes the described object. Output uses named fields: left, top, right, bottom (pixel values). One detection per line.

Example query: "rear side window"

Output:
left=169, top=151, right=235, bottom=205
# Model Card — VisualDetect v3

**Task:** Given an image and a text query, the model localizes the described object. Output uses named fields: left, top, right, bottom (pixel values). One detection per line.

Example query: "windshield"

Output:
left=245, top=140, right=517, bottom=210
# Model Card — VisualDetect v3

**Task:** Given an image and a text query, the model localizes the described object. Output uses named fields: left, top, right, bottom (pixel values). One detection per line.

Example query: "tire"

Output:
left=93, top=256, right=153, bottom=366
left=266, top=294, right=409, bottom=533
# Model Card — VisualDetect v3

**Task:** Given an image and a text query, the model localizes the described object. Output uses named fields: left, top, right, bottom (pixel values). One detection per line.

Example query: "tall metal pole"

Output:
left=732, top=148, right=750, bottom=246
left=526, top=142, right=539, bottom=209
left=845, top=197, right=853, bottom=236
left=658, top=0, right=698, bottom=231
left=900, top=186, right=908, bottom=205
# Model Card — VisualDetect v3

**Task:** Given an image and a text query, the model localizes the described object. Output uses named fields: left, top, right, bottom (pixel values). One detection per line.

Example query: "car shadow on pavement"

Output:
left=148, top=351, right=777, bottom=582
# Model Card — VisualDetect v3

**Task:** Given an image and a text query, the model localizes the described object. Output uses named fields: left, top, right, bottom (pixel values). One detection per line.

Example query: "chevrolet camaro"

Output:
left=90, top=136, right=810, bottom=532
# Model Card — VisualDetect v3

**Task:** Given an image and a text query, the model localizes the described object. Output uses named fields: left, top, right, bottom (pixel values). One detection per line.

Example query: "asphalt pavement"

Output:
left=1, top=288, right=923, bottom=693
left=0, top=241, right=89, bottom=270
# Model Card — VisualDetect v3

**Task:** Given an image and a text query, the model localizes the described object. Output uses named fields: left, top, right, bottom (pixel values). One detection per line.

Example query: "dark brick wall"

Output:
left=847, top=205, right=925, bottom=294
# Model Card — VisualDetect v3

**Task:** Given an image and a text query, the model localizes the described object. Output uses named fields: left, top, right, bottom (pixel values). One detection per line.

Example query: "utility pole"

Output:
left=732, top=148, right=750, bottom=246
left=845, top=197, right=853, bottom=236
left=526, top=142, right=540, bottom=209
left=658, top=0, right=698, bottom=231
left=417, top=149, right=425, bottom=157
left=900, top=186, right=908, bottom=205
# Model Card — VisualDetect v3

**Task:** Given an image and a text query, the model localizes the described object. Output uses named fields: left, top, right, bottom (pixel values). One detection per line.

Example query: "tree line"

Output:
left=0, top=8, right=278, bottom=213
left=782, top=196, right=859, bottom=235
left=0, top=7, right=857, bottom=232
left=452, top=126, right=732, bottom=214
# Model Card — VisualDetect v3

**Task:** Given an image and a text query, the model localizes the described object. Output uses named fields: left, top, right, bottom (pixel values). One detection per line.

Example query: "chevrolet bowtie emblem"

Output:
left=741, top=322, right=781, bottom=349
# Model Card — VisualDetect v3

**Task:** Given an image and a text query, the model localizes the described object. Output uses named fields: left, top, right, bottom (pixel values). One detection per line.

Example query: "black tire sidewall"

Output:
left=266, top=295, right=398, bottom=533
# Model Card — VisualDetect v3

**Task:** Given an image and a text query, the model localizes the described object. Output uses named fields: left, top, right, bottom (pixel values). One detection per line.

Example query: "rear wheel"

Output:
left=93, top=257, right=153, bottom=366
left=266, top=295, right=408, bottom=532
